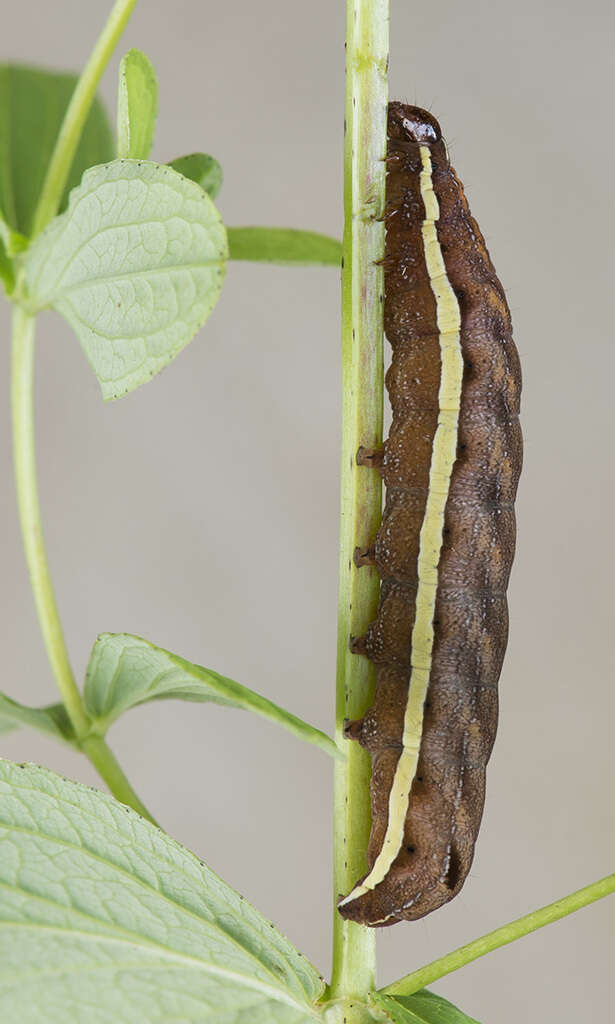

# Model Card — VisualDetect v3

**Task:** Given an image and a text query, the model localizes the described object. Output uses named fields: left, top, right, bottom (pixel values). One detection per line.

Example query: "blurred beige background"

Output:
left=1, top=1, right=613, bottom=1020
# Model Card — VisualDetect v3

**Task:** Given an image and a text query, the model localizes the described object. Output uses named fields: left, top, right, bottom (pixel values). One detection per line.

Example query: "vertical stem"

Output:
left=330, top=0, right=389, bottom=1005
left=11, top=306, right=90, bottom=738
left=11, top=305, right=157, bottom=825
left=31, top=0, right=139, bottom=237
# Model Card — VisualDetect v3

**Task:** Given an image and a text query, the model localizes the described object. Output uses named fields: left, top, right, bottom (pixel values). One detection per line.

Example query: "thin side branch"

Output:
left=383, top=873, right=615, bottom=997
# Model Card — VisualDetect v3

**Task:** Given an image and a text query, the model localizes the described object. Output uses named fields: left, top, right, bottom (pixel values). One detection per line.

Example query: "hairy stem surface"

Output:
left=330, top=0, right=389, bottom=1006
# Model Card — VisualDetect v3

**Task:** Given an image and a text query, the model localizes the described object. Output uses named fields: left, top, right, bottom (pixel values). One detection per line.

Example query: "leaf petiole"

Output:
left=227, top=227, right=341, bottom=265
left=81, top=735, right=158, bottom=824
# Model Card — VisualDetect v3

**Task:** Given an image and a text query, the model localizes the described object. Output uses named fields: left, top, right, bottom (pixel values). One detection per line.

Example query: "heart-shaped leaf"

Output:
left=24, top=159, right=227, bottom=399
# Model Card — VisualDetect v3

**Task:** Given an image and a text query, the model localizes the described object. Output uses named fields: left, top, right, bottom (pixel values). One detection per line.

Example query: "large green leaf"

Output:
left=117, top=49, right=158, bottom=160
left=227, top=227, right=341, bottom=266
left=24, top=159, right=228, bottom=399
left=0, top=694, right=75, bottom=744
left=84, top=633, right=341, bottom=759
left=370, top=991, right=481, bottom=1024
left=0, top=64, right=113, bottom=236
left=0, top=760, right=324, bottom=1023
left=169, top=153, right=223, bottom=198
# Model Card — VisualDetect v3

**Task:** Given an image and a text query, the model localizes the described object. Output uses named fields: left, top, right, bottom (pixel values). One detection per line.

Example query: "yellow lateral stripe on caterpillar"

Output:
left=339, top=103, right=521, bottom=927
left=340, top=144, right=463, bottom=908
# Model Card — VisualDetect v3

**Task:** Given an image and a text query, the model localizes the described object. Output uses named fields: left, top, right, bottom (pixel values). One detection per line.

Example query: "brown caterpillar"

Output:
left=338, top=103, right=522, bottom=927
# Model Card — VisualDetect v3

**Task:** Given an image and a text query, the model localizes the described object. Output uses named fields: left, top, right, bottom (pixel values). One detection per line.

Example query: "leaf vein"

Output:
left=0, top=921, right=315, bottom=1015
left=0, top=814, right=309, bottom=997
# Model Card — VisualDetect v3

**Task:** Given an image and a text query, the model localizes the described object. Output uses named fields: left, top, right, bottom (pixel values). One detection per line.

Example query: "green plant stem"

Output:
left=11, top=305, right=156, bottom=825
left=11, top=307, right=89, bottom=738
left=31, top=0, right=138, bottom=237
left=329, top=0, right=389, bottom=1007
left=81, top=735, right=157, bottom=824
left=382, top=873, right=615, bottom=997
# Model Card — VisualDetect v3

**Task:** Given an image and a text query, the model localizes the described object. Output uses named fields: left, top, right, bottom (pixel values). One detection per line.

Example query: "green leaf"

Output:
left=0, top=236, right=14, bottom=294
left=370, top=991, right=481, bottom=1024
left=117, top=49, right=158, bottom=160
left=0, top=64, right=113, bottom=237
left=227, top=227, right=342, bottom=266
left=0, top=760, right=324, bottom=1023
left=84, top=632, right=341, bottom=759
left=0, top=215, right=28, bottom=257
left=169, top=153, right=223, bottom=198
left=0, top=695, right=75, bottom=745
left=24, top=159, right=228, bottom=400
